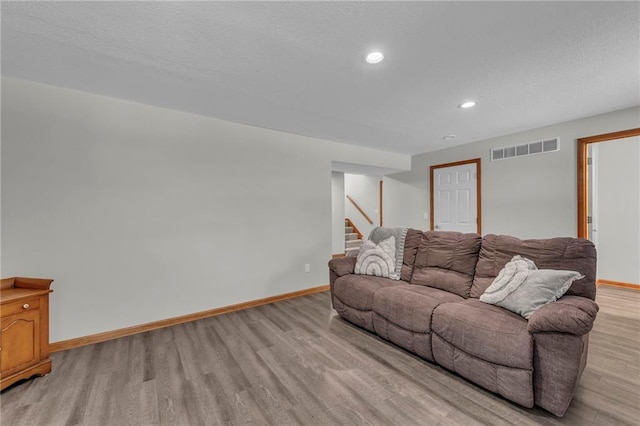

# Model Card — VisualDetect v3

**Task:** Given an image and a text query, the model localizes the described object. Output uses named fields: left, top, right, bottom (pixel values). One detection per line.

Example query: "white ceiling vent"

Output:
left=491, top=138, right=559, bottom=161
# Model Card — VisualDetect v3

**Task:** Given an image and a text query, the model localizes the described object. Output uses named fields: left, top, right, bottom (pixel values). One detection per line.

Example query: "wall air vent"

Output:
left=491, top=137, right=559, bottom=161
left=543, top=138, right=559, bottom=152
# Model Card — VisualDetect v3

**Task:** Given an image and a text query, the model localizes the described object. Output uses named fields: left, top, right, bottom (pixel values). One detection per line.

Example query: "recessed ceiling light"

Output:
left=365, top=51, right=384, bottom=64
left=458, top=101, right=477, bottom=109
left=442, top=135, right=456, bottom=140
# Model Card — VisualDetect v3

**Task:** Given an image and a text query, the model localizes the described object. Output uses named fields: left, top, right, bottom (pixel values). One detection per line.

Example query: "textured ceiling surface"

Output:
left=2, top=1, right=639, bottom=155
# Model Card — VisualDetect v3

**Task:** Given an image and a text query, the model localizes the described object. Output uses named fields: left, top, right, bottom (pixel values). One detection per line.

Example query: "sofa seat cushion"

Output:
left=333, top=274, right=403, bottom=312
left=372, top=285, right=465, bottom=333
left=432, top=299, right=532, bottom=370
left=371, top=285, right=465, bottom=361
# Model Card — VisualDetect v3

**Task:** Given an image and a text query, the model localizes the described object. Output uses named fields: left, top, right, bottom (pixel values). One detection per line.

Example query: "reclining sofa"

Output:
left=328, top=230, right=598, bottom=417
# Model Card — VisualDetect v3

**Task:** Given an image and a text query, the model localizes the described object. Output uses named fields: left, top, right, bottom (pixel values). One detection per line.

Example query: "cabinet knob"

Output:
left=22, top=303, right=30, bottom=309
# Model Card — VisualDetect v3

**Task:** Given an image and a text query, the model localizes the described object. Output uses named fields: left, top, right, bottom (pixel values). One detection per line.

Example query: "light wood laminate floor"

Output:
left=1, top=286, right=638, bottom=425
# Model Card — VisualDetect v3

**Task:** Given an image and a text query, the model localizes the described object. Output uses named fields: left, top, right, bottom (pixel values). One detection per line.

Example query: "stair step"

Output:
left=346, top=239, right=362, bottom=249
left=345, top=226, right=353, bottom=234
left=345, top=247, right=360, bottom=257
left=345, top=233, right=358, bottom=241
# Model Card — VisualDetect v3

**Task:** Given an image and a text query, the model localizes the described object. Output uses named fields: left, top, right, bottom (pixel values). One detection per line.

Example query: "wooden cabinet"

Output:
left=0, top=277, right=53, bottom=391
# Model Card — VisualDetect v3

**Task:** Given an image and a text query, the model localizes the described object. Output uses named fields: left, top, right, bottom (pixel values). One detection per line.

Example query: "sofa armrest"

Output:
left=528, top=296, right=599, bottom=335
left=328, top=256, right=357, bottom=278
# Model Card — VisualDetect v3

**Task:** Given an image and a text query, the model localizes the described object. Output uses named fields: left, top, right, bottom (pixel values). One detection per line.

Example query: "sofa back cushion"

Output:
left=410, top=231, right=482, bottom=298
left=401, top=229, right=423, bottom=281
left=471, top=234, right=597, bottom=300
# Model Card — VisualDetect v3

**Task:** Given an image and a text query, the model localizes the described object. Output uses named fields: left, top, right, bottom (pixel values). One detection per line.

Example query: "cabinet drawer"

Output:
left=1, top=298, right=40, bottom=317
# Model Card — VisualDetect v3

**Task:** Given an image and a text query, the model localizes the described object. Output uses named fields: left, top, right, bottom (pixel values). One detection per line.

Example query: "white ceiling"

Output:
left=2, top=1, right=639, bottom=155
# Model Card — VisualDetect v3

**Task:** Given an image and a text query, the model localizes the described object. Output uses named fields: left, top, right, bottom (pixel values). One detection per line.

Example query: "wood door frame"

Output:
left=577, top=128, right=640, bottom=238
left=430, top=158, right=482, bottom=234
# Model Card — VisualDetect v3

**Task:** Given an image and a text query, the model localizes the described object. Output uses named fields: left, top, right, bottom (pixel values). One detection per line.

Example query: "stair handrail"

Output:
left=346, top=195, right=374, bottom=225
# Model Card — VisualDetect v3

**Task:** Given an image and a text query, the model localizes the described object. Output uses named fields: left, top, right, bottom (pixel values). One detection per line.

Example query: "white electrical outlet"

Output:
left=424, top=212, right=429, bottom=220
left=304, top=264, right=310, bottom=273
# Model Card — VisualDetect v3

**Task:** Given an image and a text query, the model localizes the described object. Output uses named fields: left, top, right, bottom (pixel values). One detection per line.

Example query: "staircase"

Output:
left=345, top=219, right=363, bottom=257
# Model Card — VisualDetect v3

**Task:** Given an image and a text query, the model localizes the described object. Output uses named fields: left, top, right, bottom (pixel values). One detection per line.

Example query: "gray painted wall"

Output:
left=331, top=172, right=345, bottom=254
left=3, top=76, right=637, bottom=343
left=1, top=78, right=410, bottom=342
left=384, top=107, right=640, bottom=239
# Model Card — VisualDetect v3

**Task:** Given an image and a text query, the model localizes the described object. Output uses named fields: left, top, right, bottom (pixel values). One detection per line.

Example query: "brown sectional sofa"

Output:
left=328, top=230, right=599, bottom=417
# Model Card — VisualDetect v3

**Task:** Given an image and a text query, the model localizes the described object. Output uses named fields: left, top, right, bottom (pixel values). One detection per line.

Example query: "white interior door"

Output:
left=432, top=162, right=479, bottom=233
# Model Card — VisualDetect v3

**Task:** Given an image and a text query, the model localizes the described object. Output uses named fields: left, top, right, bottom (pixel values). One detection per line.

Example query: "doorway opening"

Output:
left=577, top=128, right=640, bottom=237
left=577, top=128, right=640, bottom=288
